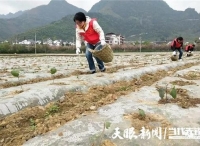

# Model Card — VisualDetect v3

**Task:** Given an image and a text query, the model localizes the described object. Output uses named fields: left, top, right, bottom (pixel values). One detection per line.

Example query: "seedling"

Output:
left=29, top=118, right=36, bottom=130
left=156, top=87, right=165, bottom=99
left=138, top=108, right=146, bottom=119
left=170, top=86, right=177, bottom=99
left=48, top=104, right=59, bottom=113
left=50, top=67, right=57, bottom=83
left=119, top=86, right=130, bottom=91
left=90, top=121, right=111, bottom=146
left=105, top=121, right=111, bottom=129
left=11, top=70, right=23, bottom=90
left=156, top=84, right=177, bottom=101
left=45, top=104, right=59, bottom=117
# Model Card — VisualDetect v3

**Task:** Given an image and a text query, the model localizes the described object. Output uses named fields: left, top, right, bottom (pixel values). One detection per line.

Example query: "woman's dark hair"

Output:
left=177, top=37, right=183, bottom=41
left=73, top=12, right=86, bottom=22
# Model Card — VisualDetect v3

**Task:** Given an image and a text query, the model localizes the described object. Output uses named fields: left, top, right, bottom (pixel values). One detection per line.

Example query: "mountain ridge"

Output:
left=2, top=0, right=200, bottom=42
left=0, top=11, right=25, bottom=19
left=0, top=0, right=86, bottom=41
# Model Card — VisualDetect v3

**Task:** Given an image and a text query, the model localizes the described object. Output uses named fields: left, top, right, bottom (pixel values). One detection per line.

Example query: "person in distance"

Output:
left=171, top=37, right=184, bottom=61
left=185, top=44, right=195, bottom=57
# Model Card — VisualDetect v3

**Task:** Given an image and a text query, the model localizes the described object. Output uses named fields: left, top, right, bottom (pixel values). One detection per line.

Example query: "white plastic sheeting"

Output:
left=0, top=60, right=198, bottom=118
left=23, top=63, right=200, bottom=146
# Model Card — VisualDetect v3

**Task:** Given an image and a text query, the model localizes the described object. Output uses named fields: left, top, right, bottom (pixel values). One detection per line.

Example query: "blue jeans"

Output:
left=86, top=42, right=105, bottom=72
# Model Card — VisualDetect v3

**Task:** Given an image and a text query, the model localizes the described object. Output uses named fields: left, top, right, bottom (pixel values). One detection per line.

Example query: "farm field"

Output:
left=0, top=52, right=200, bottom=146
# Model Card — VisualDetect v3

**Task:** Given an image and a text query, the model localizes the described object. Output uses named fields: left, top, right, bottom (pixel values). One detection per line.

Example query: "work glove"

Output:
left=101, top=40, right=106, bottom=46
left=76, top=48, right=80, bottom=54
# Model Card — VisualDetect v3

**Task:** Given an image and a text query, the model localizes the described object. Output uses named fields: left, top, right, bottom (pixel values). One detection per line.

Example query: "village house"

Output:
left=53, top=40, right=62, bottom=46
left=43, top=38, right=53, bottom=46
left=105, top=33, right=125, bottom=45
left=18, top=39, right=35, bottom=45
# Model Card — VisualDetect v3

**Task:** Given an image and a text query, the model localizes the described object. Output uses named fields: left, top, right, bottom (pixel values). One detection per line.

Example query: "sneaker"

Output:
left=91, top=71, right=96, bottom=74
left=178, top=59, right=183, bottom=61
left=101, top=68, right=106, bottom=72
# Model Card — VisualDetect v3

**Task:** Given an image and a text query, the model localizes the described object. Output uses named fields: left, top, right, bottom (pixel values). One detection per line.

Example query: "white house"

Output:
left=53, top=40, right=62, bottom=46
left=18, top=39, right=34, bottom=45
left=43, top=38, right=53, bottom=46
left=105, top=33, right=125, bottom=45
left=36, top=40, right=41, bottom=44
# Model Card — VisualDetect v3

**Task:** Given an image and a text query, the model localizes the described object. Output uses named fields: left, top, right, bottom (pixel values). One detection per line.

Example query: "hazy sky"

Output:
left=0, top=0, right=199, bottom=15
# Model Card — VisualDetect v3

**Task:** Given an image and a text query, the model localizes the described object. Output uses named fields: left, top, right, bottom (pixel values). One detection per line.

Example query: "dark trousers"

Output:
left=85, top=42, right=105, bottom=72
left=171, top=47, right=183, bottom=59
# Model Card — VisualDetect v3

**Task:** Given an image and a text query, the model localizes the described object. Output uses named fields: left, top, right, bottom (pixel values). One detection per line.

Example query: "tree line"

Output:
left=0, top=42, right=199, bottom=54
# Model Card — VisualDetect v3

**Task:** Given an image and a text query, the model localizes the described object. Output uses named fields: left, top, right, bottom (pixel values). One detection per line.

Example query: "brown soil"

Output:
left=182, top=71, right=200, bottom=80
left=158, top=88, right=200, bottom=108
left=100, top=140, right=116, bottom=146
left=0, top=69, right=7, bottom=74
left=103, top=64, right=146, bottom=73
left=124, top=113, right=171, bottom=138
left=170, top=80, right=196, bottom=86
left=0, top=63, right=198, bottom=146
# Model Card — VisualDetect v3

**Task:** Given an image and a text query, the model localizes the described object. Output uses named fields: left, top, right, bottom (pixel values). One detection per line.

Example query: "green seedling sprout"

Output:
left=156, top=84, right=168, bottom=101
left=170, top=86, right=177, bottom=99
left=90, top=121, right=111, bottom=146
left=105, top=121, right=111, bottom=129
left=48, top=104, right=59, bottom=113
left=100, top=121, right=111, bottom=146
left=156, top=87, right=165, bottom=99
left=156, top=84, right=177, bottom=101
left=138, top=108, right=146, bottom=119
left=45, top=104, right=59, bottom=117
left=29, top=118, right=36, bottom=130
left=11, top=70, right=23, bottom=90
left=50, top=67, right=57, bottom=83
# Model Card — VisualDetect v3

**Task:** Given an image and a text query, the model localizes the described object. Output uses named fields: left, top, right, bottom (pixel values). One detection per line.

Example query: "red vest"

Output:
left=185, top=44, right=193, bottom=51
left=171, top=38, right=182, bottom=48
left=79, top=19, right=100, bottom=44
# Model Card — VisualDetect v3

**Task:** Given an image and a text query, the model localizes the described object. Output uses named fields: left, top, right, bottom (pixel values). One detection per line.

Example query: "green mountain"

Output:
left=0, top=0, right=86, bottom=41
left=5, top=0, right=200, bottom=42
left=9, top=13, right=124, bottom=42
left=89, top=0, right=200, bottom=41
